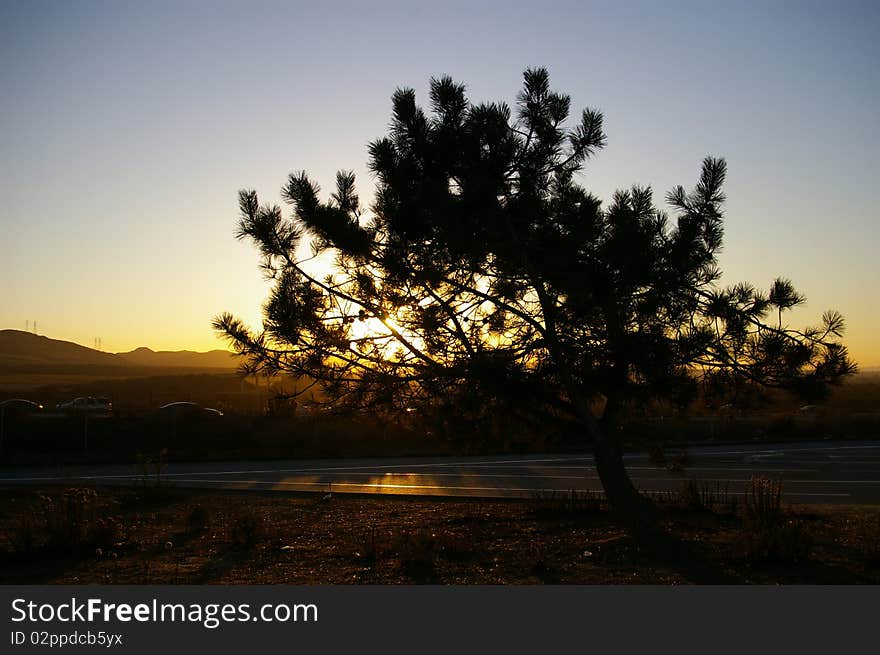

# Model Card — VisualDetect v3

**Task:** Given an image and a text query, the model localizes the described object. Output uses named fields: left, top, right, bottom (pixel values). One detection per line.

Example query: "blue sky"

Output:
left=1, top=0, right=878, bottom=364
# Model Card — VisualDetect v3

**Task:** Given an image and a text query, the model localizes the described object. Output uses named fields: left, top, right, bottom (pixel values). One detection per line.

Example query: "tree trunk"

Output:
left=585, top=415, right=661, bottom=537
left=593, top=430, right=659, bottom=532
left=564, top=382, right=661, bottom=535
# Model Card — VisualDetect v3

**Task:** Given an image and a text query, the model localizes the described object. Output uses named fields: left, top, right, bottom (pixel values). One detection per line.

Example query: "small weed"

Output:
left=530, top=558, right=560, bottom=584
left=135, top=449, right=169, bottom=489
left=356, top=527, right=385, bottom=563
left=229, top=511, right=266, bottom=549
left=395, top=529, right=438, bottom=583
left=648, top=444, right=667, bottom=468
left=186, top=505, right=211, bottom=534
left=676, top=478, right=705, bottom=511
left=718, top=493, right=739, bottom=517
left=531, top=489, right=604, bottom=519
left=855, top=512, right=880, bottom=566
left=658, top=478, right=738, bottom=516
left=439, top=538, right=476, bottom=562
left=644, top=489, right=676, bottom=506
left=8, top=513, right=39, bottom=554
left=667, top=450, right=690, bottom=473
left=88, top=517, right=123, bottom=549
left=741, top=518, right=812, bottom=563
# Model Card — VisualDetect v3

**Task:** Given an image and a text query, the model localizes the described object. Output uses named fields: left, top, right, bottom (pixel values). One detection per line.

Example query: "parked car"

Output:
left=57, top=396, right=113, bottom=416
left=0, top=398, right=44, bottom=418
left=157, top=402, right=223, bottom=419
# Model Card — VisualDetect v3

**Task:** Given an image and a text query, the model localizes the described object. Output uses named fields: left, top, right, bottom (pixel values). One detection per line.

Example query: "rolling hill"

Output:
left=0, top=330, right=239, bottom=383
left=116, top=346, right=238, bottom=369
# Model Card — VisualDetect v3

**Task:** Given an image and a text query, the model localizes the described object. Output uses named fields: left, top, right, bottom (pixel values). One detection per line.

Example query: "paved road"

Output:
left=2, top=440, right=880, bottom=504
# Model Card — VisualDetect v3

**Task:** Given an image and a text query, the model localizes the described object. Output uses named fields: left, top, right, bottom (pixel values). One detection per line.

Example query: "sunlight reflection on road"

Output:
left=1, top=441, right=878, bottom=503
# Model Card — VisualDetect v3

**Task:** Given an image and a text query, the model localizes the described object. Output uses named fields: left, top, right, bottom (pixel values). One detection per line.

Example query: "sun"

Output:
left=345, top=313, right=428, bottom=360
left=348, top=316, right=392, bottom=343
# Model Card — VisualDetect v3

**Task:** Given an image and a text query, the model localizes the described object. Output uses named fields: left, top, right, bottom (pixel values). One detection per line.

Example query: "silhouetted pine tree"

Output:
left=216, top=68, right=855, bottom=530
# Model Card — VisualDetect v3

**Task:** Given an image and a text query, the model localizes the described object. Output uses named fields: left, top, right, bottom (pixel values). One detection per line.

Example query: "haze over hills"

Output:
left=0, top=330, right=239, bottom=375
left=116, top=346, right=238, bottom=369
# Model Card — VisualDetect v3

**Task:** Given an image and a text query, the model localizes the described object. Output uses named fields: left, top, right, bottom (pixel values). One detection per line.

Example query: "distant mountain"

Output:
left=0, top=330, right=238, bottom=374
left=0, top=330, right=125, bottom=368
left=116, top=346, right=238, bottom=369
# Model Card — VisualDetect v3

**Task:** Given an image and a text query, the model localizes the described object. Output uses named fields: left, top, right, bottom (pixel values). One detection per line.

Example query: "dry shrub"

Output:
left=741, top=476, right=811, bottom=562
left=674, top=479, right=736, bottom=514
left=42, top=488, right=100, bottom=548
left=8, top=488, right=121, bottom=554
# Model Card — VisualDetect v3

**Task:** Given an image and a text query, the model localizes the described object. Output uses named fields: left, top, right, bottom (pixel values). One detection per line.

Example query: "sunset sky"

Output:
left=1, top=1, right=878, bottom=366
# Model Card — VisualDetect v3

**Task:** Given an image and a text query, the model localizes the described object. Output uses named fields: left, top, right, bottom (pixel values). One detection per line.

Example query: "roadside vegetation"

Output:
left=1, top=485, right=878, bottom=584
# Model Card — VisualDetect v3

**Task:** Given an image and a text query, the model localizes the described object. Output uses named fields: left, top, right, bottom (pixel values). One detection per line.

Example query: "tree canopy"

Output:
left=216, top=68, right=855, bottom=522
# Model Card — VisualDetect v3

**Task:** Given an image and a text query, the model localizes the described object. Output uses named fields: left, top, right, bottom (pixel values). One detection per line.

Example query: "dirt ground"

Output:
left=0, top=486, right=878, bottom=584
